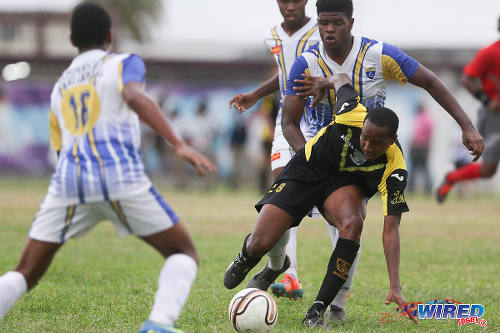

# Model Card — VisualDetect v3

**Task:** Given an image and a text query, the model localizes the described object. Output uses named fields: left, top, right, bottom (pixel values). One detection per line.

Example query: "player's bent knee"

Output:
left=337, top=216, right=363, bottom=242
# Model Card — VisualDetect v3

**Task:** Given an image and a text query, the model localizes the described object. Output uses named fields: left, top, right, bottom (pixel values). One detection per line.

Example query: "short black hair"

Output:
left=364, top=107, right=399, bottom=138
left=316, top=0, right=353, bottom=18
left=71, top=2, right=111, bottom=49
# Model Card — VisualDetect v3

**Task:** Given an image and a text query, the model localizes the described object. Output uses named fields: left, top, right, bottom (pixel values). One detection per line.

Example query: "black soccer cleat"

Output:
left=302, top=301, right=326, bottom=328
left=246, top=255, right=291, bottom=291
left=224, top=253, right=258, bottom=289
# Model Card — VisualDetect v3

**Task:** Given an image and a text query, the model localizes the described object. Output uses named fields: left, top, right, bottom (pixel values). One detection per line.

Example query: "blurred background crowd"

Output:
left=0, top=0, right=499, bottom=195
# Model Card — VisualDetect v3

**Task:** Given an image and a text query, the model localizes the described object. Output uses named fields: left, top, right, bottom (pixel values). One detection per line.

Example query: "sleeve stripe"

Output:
left=271, top=28, right=287, bottom=95
left=316, top=54, right=336, bottom=118
left=296, top=25, right=318, bottom=57
left=353, top=39, right=377, bottom=102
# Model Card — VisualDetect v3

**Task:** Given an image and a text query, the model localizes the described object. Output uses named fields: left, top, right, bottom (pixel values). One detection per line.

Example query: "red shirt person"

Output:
left=435, top=16, right=500, bottom=203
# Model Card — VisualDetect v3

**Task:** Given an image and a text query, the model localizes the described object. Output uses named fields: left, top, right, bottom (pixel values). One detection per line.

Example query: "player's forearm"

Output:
left=412, top=66, right=475, bottom=131
left=282, top=120, right=306, bottom=151
left=127, top=92, right=184, bottom=149
left=460, top=73, right=482, bottom=95
left=282, top=95, right=307, bottom=151
left=252, top=73, right=280, bottom=99
left=461, top=73, right=492, bottom=106
left=383, top=215, right=402, bottom=289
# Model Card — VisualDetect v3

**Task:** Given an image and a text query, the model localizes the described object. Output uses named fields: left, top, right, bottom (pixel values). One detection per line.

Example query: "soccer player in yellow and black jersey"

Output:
left=224, top=73, right=418, bottom=327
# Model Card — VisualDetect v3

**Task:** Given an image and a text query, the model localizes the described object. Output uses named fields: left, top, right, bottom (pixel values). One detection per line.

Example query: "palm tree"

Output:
left=82, top=0, right=162, bottom=43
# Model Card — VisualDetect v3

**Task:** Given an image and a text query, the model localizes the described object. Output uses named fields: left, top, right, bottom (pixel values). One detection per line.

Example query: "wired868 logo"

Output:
left=380, top=299, right=487, bottom=327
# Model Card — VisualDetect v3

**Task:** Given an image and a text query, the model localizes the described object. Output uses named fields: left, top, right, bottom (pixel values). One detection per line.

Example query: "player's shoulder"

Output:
left=104, top=52, right=144, bottom=64
left=303, top=42, right=321, bottom=57
left=264, top=24, right=280, bottom=39
left=356, top=36, right=382, bottom=53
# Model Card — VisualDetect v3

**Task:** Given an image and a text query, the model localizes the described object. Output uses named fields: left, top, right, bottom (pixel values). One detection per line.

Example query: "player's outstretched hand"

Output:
left=462, top=128, right=484, bottom=162
left=293, top=74, right=328, bottom=107
left=229, top=93, right=258, bottom=113
left=175, top=143, right=217, bottom=176
left=385, top=289, right=418, bottom=324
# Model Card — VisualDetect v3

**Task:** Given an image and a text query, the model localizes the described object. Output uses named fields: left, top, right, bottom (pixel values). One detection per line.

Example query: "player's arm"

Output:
left=282, top=55, right=314, bottom=151
left=460, top=49, right=500, bottom=113
left=409, top=64, right=484, bottom=161
left=282, top=95, right=307, bottom=151
left=382, top=214, right=417, bottom=324
left=293, top=74, right=329, bottom=108
left=229, top=73, right=279, bottom=113
left=122, top=81, right=216, bottom=175
left=49, top=109, right=61, bottom=158
left=293, top=73, right=352, bottom=107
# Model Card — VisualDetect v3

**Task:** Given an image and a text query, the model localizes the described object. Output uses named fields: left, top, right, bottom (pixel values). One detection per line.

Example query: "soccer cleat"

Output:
left=246, top=255, right=291, bottom=291
left=270, top=272, right=303, bottom=299
left=433, top=165, right=455, bottom=204
left=324, top=304, right=346, bottom=324
left=139, top=319, right=184, bottom=333
left=302, top=302, right=326, bottom=328
left=434, top=174, right=453, bottom=203
left=224, top=253, right=258, bottom=289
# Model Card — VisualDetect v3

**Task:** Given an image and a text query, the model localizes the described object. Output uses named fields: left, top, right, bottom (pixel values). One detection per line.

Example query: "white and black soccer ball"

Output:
left=228, top=288, right=278, bottom=332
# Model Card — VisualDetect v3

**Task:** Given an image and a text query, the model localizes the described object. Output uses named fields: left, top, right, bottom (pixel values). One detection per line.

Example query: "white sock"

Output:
left=283, top=226, right=298, bottom=277
left=267, top=230, right=290, bottom=271
left=149, top=254, right=197, bottom=326
left=0, top=271, right=28, bottom=320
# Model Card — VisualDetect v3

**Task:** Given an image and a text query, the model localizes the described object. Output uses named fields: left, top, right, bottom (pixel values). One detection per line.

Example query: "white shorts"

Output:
left=270, top=125, right=295, bottom=171
left=29, top=186, right=179, bottom=244
left=270, top=123, right=321, bottom=218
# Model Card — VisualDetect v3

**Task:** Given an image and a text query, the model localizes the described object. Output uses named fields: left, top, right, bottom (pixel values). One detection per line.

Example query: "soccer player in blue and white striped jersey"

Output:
left=0, top=4, right=216, bottom=332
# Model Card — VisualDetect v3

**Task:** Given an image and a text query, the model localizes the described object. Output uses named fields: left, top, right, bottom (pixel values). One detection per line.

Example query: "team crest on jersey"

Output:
left=350, top=149, right=367, bottom=165
left=365, top=67, right=376, bottom=79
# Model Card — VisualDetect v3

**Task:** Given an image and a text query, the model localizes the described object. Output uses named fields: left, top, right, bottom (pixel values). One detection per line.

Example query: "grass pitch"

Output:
left=0, top=177, right=498, bottom=332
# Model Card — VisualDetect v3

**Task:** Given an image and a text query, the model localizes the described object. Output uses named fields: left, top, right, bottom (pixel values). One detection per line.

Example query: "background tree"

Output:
left=83, top=0, right=162, bottom=43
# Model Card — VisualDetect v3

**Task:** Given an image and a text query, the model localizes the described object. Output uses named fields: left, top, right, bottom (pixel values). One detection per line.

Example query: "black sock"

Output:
left=315, top=238, right=360, bottom=307
left=241, top=233, right=262, bottom=267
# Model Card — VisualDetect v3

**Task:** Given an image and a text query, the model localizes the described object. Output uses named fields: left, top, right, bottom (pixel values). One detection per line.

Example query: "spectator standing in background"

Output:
left=408, top=104, right=434, bottom=193
left=184, top=101, right=219, bottom=190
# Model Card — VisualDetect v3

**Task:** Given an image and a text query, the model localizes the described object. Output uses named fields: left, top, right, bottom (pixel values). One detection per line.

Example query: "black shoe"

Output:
left=224, top=253, right=258, bottom=289
left=246, top=255, right=291, bottom=291
left=302, top=302, right=326, bottom=328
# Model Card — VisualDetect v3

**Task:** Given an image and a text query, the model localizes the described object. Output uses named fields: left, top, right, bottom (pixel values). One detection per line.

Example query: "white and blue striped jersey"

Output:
left=264, top=18, right=320, bottom=131
left=48, top=49, right=151, bottom=205
left=286, top=36, right=419, bottom=138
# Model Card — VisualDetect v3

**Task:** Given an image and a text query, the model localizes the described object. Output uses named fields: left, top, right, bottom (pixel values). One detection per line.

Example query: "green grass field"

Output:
left=0, top=177, right=498, bottom=332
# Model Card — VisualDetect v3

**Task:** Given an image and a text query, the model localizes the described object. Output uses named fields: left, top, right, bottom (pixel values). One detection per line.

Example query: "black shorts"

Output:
left=255, top=152, right=366, bottom=227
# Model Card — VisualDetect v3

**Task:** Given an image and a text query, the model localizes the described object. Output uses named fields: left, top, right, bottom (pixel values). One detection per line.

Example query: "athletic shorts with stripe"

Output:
left=29, top=186, right=179, bottom=244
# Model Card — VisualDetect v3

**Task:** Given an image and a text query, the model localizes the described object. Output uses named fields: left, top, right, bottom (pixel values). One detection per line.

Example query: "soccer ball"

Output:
left=228, top=288, right=278, bottom=332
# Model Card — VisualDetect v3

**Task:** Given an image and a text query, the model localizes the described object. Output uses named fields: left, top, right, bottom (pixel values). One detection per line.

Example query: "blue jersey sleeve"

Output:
left=381, top=43, right=419, bottom=83
left=285, top=55, right=309, bottom=96
left=121, top=54, right=146, bottom=85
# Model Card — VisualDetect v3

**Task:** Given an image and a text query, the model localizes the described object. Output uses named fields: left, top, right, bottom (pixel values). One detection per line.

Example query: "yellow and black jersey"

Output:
left=276, top=83, right=408, bottom=217
left=307, top=83, right=408, bottom=216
